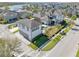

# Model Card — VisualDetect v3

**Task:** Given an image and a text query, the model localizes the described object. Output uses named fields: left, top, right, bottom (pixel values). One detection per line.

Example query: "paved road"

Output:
left=46, top=19, right=79, bottom=57
left=0, top=24, right=33, bottom=57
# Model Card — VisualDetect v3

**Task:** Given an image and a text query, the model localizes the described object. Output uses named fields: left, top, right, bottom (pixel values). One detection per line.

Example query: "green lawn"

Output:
left=63, top=27, right=70, bottom=33
left=42, top=34, right=62, bottom=51
left=71, top=15, right=77, bottom=20
left=13, top=29, right=19, bottom=33
left=0, top=20, right=8, bottom=24
left=76, top=49, right=79, bottom=57
left=8, top=24, right=17, bottom=29
left=32, top=34, right=49, bottom=48
left=28, top=43, right=38, bottom=50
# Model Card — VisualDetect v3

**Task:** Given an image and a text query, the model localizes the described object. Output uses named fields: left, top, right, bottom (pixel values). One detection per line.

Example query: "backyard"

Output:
left=28, top=34, right=49, bottom=50
left=32, top=34, right=49, bottom=47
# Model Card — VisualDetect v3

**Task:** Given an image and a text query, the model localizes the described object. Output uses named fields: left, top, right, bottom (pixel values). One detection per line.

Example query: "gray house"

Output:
left=33, top=9, right=64, bottom=26
left=17, top=17, right=42, bottom=41
left=51, top=9, right=64, bottom=24
left=0, top=10, right=18, bottom=23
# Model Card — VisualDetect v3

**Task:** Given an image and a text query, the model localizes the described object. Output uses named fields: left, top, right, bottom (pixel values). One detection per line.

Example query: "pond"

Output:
left=0, top=4, right=27, bottom=11
left=9, top=4, right=26, bottom=11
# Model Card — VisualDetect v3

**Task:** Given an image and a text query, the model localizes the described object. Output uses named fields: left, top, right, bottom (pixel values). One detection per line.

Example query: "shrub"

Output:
left=71, top=15, right=77, bottom=20
left=8, top=24, right=17, bottom=29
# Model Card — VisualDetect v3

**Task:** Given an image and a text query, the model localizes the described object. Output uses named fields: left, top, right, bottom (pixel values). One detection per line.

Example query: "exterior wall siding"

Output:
left=18, top=24, right=42, bottom=41
left=31, top=26, right=42, bottom=39
left=19, top=30, right=29, bottom=41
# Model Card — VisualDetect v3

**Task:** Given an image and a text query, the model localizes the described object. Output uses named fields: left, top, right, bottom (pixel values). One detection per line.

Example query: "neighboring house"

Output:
left=52, top=9, right=64, bottom=24
left=17, top=17, right=42, bottom=41
left=33, top=9, right=64, bottom=26
left=0, top=9, right=3, bottom=13
left=33, top=12, right=52, bottom=25
left=16, top=9, right=33, bottom=19
left=0, top=10, right=18, bottom=23
left=76, top=5, right=79, bottom=16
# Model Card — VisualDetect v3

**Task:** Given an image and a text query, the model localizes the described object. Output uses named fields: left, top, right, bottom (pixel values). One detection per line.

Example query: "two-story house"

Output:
left=17, top=17, right=42, bottom=41
left=52, top=9, right=64, bottom=24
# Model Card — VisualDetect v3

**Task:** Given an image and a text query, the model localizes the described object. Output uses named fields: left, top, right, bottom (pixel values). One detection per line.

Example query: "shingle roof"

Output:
left=0, top=9, right=18, bottom=17
left=18, top=17, right=41, bottom=29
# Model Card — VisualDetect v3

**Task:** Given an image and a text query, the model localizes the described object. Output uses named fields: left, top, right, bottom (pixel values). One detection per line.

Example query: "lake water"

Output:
left=9, top=4, right=26, bottom=11
left=0, top=4, right=26, bottom=11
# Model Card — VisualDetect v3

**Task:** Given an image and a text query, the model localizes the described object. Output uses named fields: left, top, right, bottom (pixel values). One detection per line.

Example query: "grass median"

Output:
left=76, top=49, right=79, bottom=57
left=28, top=43, right=38, bottom=50
left=42, top=34, right=62, bottom=51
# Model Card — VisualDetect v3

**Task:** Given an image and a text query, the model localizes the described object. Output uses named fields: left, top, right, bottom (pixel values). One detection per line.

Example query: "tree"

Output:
left=71, top=15, right=77, bottom=20
left=0, top=36, right=22, bottom=57
left=4, top=6, right=10, bottom=10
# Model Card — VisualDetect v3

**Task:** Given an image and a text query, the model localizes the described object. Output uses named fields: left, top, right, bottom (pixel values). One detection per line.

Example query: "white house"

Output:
left=17, top=17, right=42, bottom=41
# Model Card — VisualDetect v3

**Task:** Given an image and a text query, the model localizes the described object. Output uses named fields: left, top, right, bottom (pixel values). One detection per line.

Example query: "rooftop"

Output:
left=18, top=17, right=41, bottom=29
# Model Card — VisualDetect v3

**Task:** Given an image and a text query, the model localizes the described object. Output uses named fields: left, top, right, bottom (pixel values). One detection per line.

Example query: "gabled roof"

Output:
left=53, top=9, right=63, bottom=16
left=0, top=9, right=18, bottom=17
left=18, top=17, right=41, bottom=29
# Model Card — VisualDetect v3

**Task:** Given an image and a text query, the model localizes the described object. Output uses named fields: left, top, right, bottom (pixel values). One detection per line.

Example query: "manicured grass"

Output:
left=8, top=24, right=17, bottom=29
left=71, top=15, right=77, bottom=20
left=0, top=20, right=8, bottom=24
left=28, top=43, right=38, bottom=50
left=13, top=28, right=19, bottom=33
left=76, top=49, right=79, bottom=57
left=42, top=34, right=62, bottom=51
left=63, top=27, right=70, bottom=33
left=32, top=34, right=49, bottom=48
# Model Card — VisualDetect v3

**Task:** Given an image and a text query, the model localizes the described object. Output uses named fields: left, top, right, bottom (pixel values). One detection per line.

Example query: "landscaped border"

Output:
left=42, top=26, right=71, bottom=51
left=42, top=34, right=62, bottom=51
left=76, top=49, right=79, bottom=57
